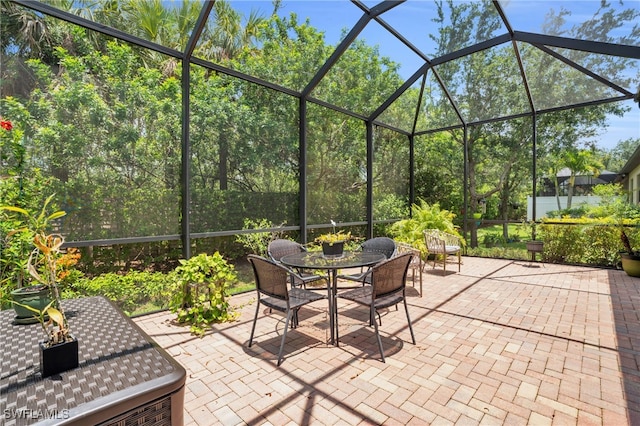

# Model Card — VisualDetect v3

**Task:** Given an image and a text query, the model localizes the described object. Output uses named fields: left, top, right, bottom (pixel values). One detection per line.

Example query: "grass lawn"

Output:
left=468, top=223, right=534, bottom=260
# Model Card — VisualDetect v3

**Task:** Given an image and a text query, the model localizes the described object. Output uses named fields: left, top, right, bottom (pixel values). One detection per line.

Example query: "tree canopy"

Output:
left=1, top=0, right=638, bottom=248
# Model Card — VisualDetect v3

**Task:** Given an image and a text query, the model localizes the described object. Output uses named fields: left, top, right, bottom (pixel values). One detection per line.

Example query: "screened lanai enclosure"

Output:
left=1, top=0, right=639, bottom=258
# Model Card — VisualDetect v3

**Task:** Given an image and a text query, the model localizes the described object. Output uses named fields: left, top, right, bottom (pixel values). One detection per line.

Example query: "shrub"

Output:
left=539, top=218, right=640, bottom=267
left=72, top=271, right=172, bottom=315
left=581, top=225, right=622, bottom=266
left=235, top=218, right=286, bottom=257
left=482, top=232, right=504, bottom=247
left=539, top=223, right=584, bottom=263
left=169, top=252, right=238, bottom=336
left=390, top=200, right=463, bottom=253
left=466, top=246, right=529, bottom=260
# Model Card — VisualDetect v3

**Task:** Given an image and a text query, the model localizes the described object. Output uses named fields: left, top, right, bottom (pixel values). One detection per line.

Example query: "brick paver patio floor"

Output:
left=134, top=256, right=640, bottom=425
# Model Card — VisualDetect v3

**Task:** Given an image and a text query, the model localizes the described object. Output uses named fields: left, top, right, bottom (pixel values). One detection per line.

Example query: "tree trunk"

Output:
left=501, top=199, right=510, bottom=240
left=553, top=175, right=562, bottom=211
left=567, top=174, right=575, bottom=209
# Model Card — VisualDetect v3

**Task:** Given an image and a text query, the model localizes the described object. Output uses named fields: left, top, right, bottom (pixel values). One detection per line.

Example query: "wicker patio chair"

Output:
left=335, top=253, right=415, bottom=362
left=268, top=239, right=327, bottom=289
left=247, top=255, right=326, bottom=366
left=396, top=242, right=423, bottom=297
left=337, top=237, right=396, bottom=285
left=424, top=229, right=461, bottom=275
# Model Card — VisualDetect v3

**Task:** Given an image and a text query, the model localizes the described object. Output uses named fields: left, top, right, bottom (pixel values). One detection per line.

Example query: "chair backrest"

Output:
left=248, top=254, right=289, bottom=300
left=361, top=237, right=397, bottom=259
left=370, top=252, right=412, bottom=298
left=396, top=242, right=421, bottom=267
left=424, top=230, right=444, bottom=252
left=268, top=239, right=306, bottom=263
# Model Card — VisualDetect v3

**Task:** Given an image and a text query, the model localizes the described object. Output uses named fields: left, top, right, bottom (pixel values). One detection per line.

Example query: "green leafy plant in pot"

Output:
left=2, top=196, right=78, bottom=377
left=12, top=231, right=78, bottom=377
left=620, top=229, right=640, bottom=277
left=1, top=195, right=66, bottom=323
left=169, top=252, right=239, bottom=336
left=600, top=184, right=640, bottom=277
left=315, top=221, right=351, bottom=258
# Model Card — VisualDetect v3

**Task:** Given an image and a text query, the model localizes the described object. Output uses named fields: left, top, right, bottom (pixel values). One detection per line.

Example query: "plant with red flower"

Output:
left=0, top=118, right=13, bottom=131
left=0, top=116, right=25, bottom=176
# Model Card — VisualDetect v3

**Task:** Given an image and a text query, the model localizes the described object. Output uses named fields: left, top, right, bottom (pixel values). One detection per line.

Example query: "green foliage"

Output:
left=607, top=138, right=640, bottom=172
left=0, top=221, right=32, bottom=308
left=538, top=219, right=640, bottom=266
left=538, top=223, right=584, bottom=264
left=589, top=183, right=640, bottom=221
left=169, top=252, right=238, bottom=336
left=72, top=271, right=172, bottom=315
left=390, top=200, right=463, bottom=253
left=513, top=185, right=640, bottom=265
left=0, top=191, right=64, bottom=307
left=546, top=205, right=589, bottom=219
left=235, top=218, right=285, bottom=257
left=315, top=230, right=351, bottom=245
left=374, top=193, right=409, bottom=222
left=1, top=1, right=637, bottom=281
left=466, top=246, right=530, bottom=261
left=74, top=240, right=182, bottom=276
left=414, top=133, right=463, bottom=214
left=581, top=225, right=623, bottom=266
left=0, top=98, right=28, bottom=176
left=482, top=232, right=504, bottom=247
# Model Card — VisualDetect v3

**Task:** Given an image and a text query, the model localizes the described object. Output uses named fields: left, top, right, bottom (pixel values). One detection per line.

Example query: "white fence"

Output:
left=527, top=195, right=602, bottom=220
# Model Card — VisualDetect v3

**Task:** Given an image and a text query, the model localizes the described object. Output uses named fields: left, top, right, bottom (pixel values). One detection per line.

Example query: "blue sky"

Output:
left=230, top=0, right=639, bottom=151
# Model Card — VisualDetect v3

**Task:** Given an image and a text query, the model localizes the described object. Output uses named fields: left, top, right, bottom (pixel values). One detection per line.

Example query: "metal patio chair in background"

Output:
left=268, top=239, right=327, bottom=289
left=337, top=237, right=397, bottom=286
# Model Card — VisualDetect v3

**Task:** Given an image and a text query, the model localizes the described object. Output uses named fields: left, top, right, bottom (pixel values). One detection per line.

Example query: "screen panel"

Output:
left=189, top=67, right=300, bottom=233
left=306, top=104, right=366, bottom=229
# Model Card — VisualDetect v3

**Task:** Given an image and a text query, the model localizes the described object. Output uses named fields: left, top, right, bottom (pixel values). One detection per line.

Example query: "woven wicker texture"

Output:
left=99, top=395, right=171, bottom=426
left=396, top=242, right=423, bottom=296
left=248, top=255, right=327, bottom=365
left=424, top=229, right=462, bottom=274
left=267, top=239, right=327, bottom=288
left=338, top=237, right=397, bottom=284
left=1, top=296, right=183, bottom=426
left=336, top=253, right=415, bottom=362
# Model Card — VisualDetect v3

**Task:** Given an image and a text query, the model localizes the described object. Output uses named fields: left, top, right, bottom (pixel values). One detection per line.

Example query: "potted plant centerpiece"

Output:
left=2, top=195, right=66, bottom=323
left=603, top=184, right=640, bottom=277
left=13, top=230, right=78, bottom=377
left=316, top=221, right=351, bottom=258
left=620, top=228, right=640, bottom=277
left=2, top=196, right=78, bottom=377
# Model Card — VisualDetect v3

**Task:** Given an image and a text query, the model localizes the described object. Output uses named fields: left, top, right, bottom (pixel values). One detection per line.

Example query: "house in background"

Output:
left=539, top=168, right=619, bottom=197
left=528, top=168, right=620, bottom=220
left=620, top=144, right=640, bottom=204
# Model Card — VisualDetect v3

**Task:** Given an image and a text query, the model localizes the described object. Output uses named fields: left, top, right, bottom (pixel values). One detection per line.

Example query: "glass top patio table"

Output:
left=280, top=251, right=385, bottom=270
left=280, top=251, right=386, bottom=345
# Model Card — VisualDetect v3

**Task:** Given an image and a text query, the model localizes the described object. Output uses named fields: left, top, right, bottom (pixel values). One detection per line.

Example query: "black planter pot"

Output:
left=322, top=241, right=345, bottom=258
left=11, top=285, right=52, bottom=324
left=40, top=336, right=79, bottom=378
